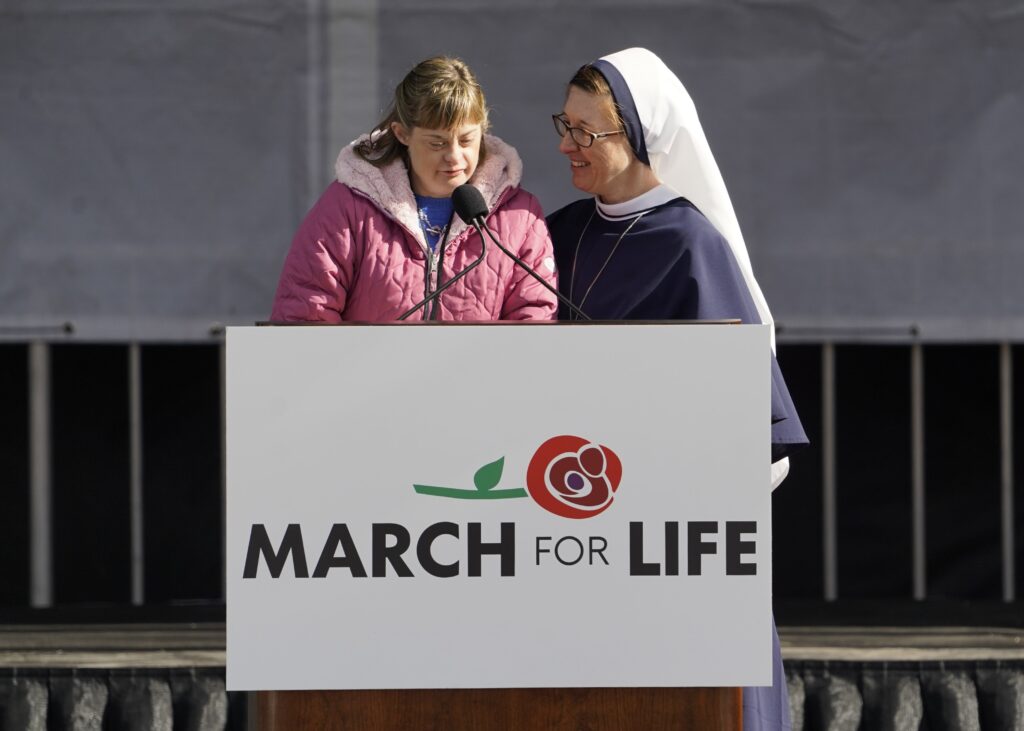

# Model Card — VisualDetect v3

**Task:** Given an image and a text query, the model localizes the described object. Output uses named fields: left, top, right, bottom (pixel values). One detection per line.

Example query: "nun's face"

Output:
left=558, top=87, right=642, bottom=203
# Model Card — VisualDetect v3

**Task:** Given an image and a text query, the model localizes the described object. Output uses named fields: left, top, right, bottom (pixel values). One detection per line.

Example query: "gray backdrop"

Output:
left=2, top=0, right=1022, bottom=341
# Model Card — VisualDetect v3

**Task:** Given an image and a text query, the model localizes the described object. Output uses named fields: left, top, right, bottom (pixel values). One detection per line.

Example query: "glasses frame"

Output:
left=552, top=114, right=625, bottom=148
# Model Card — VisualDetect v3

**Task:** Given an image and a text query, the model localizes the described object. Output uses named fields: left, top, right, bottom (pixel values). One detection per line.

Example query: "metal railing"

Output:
left=13, top=339, right=1020, bottom=607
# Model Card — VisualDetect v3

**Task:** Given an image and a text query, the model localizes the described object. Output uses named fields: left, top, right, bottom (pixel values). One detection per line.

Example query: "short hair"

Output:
left=567, top=64, right=626, bottom=132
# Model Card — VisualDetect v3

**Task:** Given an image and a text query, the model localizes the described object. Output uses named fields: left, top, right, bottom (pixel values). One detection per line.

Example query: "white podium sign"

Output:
left=226, top=323, right=772, bottom=691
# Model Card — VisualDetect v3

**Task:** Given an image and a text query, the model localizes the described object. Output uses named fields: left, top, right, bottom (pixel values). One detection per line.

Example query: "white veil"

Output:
left=598, top=48, right=776, bottom=351
left=597, top=48, right=789, bottom=487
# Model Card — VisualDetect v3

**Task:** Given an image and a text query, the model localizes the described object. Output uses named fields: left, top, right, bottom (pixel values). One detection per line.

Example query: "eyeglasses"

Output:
left=552, top=115, right=625, bottom=148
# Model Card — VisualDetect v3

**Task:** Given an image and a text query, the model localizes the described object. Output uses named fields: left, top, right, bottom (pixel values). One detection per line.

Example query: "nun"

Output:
left=547, top=48, right=807, bottom=730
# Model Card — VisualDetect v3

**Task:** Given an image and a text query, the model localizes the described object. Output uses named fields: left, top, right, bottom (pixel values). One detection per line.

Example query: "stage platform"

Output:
left=2, top=620, right=1023, bottom=729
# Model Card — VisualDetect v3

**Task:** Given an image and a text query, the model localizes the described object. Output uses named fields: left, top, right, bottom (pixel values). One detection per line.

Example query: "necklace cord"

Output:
left=569, top=209, right=646, bottom=321
left=398, top=213, right=478, bottom=321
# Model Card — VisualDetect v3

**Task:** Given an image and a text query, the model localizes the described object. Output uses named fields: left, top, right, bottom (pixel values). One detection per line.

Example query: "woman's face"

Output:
left=558, top=87, right=640, bottom=203
left=392, top=121, right=482, bottom=198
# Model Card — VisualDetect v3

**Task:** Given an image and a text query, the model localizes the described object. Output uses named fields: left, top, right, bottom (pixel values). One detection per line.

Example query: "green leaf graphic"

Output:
left=473, top=457, right=505, bottom=491
left=413, top=484, right=527, bottom=500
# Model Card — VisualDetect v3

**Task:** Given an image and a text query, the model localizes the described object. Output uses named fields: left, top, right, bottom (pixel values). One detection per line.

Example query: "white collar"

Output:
left=595, top=184, right=678, bottom=221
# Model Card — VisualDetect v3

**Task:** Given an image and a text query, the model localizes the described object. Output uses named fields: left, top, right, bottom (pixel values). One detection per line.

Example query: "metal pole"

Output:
left=911, top=344, right=926, bottom=600
left=28, top=342, right=53, bottom=608
left=1000, top=343, right=1015, bottom=602
left=822, top=343, right=838, bottom=601
left=306, top=0, right=326, bottom=199
left=325, top=0, right=380, bottom=162
left=220, top=340, right=227, bottom=600
left=129, top=343, right=144, bottom=606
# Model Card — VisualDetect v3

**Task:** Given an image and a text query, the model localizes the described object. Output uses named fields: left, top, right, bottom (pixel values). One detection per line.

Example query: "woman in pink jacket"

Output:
left=271, top=56, right=557, bottom=322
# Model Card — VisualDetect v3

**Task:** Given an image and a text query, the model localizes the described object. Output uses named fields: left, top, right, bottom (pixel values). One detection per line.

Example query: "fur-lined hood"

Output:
left=334, top=133, right=524, bottom=252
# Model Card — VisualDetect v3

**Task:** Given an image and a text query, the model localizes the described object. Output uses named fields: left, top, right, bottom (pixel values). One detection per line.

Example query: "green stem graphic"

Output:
left=413, top=485, right=527, bottom=500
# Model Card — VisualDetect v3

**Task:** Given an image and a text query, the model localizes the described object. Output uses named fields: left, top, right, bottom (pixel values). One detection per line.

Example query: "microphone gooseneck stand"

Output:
left=398, top=183, right=590, bottom=321
left=477, top=221, right=590, bottom=321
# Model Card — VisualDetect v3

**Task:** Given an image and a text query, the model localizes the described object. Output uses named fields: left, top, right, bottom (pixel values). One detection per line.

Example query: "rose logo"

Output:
left=526, top=435, right=622, bottom=519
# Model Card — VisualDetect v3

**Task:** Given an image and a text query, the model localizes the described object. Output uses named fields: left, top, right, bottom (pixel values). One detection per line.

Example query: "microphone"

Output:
left=397, top=185, right=488, bottom=321
left=454, top=184, right=589, bottom=321
left=452, top=184, right=489, bottom=225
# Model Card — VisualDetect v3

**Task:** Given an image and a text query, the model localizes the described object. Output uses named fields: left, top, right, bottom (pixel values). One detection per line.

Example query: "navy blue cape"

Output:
left=547, top=197, right=808, bottom=460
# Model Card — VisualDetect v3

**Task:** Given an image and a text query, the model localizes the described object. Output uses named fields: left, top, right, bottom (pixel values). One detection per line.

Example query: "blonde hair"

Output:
left=356, top=56, right=490, bottom=167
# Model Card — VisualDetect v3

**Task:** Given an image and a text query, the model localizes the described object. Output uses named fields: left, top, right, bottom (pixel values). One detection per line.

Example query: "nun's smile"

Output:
left=558, top=87, right=647, bottom=204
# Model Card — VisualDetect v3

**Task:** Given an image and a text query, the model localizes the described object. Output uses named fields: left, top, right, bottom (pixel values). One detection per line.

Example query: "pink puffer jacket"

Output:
left=270, top=134, right=557, bottom=322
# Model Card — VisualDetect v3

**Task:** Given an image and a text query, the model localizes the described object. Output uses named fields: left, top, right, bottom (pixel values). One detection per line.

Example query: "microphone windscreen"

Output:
left=452, top=184, right=488, bottom=224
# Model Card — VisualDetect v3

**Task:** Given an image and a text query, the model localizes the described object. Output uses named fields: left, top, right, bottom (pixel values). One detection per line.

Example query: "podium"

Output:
left=228, top=323, right=771, bottom=730
left=254, top=687, right=740, bottom=729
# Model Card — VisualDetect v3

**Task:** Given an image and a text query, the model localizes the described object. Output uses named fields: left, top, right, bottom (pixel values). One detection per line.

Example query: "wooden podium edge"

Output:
left=255, top=686, right=741, bottom=730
